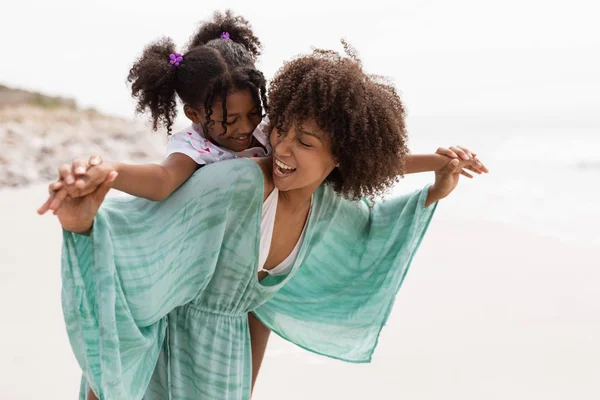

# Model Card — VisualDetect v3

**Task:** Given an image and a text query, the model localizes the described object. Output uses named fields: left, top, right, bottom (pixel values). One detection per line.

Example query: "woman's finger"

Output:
left=74, top=178, right=101, bottom=197
left=464, top=165, right=482, bottom=174
left=50, top=180, right=63, bottom=192
left=444, top=158, right=460, bottom=173
left=90, top=171, right=118, bottom=205
left=48, top=188, right=69, bottom=212
left=452, top=159, right=464, bottom=173
left=37, top=196, right=53, bottom=215
left=75, top=178, right=86, bottom=189
left=460, top=170, right=473, bottom=179
left=59, top=164, right=74, bottom=185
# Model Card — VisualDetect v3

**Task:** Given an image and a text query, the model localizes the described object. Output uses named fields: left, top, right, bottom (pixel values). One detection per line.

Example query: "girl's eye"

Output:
left=299, top=140, right=312, bottom=148
left=225, top=118, right=239, bottom=126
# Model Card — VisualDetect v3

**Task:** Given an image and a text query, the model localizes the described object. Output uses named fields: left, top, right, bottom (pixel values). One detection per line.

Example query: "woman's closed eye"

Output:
left=298, top=138, right=313, bottom=148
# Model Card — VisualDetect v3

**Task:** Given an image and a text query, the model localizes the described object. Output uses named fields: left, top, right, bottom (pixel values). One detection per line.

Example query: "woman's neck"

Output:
left=278, top=186, right=314, bottom=214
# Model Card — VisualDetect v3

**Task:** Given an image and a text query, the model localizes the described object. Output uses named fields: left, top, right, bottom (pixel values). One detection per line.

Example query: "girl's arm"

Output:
left=111, top=153, right=199, bottom=201
left=404, top=154, right=450, bottom=174
left=38, top=154, right=198, bottom=214
left=405, top=147, right=487, bottom=176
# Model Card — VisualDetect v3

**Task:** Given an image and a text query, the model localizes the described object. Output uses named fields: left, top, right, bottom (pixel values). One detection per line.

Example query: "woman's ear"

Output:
left=184, top=104, right=203, bottom=125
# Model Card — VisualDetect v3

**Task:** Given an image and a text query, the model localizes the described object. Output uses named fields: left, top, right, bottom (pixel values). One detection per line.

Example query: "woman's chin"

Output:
left=273, top=177, right=291, bottom=192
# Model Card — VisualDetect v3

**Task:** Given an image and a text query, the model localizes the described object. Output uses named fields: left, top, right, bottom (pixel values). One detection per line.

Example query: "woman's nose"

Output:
left=274, top=135, right=293, bottom=156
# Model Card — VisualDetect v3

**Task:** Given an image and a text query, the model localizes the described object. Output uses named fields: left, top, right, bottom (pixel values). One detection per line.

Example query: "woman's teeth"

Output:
left=275, top=159, right=296, bottom=175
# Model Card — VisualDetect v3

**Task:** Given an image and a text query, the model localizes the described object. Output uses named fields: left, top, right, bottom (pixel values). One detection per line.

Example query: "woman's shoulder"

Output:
left=178, top=156, right=273, bottom=203
left=201, top=157, right=264, bottom=182
left=167, top=158, right=265, bottom=204
left=253, top=157, right=274, bottom=200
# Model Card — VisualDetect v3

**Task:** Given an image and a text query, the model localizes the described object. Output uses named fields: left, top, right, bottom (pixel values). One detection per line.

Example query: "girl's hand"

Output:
left=435, top=145, right=489, bottom=177
left=37, top=155, right=114, bottom=215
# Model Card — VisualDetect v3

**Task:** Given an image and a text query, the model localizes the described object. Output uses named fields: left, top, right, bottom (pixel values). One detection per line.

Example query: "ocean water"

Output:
left=394, top=115, right=599, bottom=246
left=256, top=116, right=600, bottom=400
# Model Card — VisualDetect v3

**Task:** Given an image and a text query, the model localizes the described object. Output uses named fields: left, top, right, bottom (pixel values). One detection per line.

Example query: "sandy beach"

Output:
left=2, top=1, right=599, bottom=397
left=1, top=184, right=598, bottom=399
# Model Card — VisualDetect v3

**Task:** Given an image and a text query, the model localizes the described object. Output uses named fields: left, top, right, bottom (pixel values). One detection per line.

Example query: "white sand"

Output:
left=1, top=185, right=598, bottom=399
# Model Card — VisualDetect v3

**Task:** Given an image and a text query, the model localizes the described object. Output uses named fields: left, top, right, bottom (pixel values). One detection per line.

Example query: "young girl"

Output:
left=38, top=10, right=271, bottom=212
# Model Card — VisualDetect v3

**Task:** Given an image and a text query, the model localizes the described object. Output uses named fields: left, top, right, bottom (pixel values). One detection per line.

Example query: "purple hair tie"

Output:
left=169, top=53, right=183, bottom=67
left=220, top=32, right=232, bottom=41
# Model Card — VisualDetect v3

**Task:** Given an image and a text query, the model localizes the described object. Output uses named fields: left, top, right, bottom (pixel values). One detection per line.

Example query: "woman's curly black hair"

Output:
left=267, top=41, right=409, bottom=200
left=127, top=10, right=267, bottom=134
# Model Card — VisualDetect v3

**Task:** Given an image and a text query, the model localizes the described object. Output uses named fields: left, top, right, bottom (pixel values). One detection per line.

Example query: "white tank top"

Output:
left=258, top=188, right=308, bottom=276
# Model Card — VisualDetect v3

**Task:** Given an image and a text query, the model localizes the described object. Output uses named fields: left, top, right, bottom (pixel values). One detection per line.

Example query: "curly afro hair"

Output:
left=267, top=41, right=409, bottom=200
left=127, top=10, right=267, bottom=134
left=187, top=9, right=262, bottom=65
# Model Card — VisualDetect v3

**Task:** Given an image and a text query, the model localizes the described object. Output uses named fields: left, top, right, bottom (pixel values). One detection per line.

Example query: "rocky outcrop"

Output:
left=0, top=86, right=166, bottom=188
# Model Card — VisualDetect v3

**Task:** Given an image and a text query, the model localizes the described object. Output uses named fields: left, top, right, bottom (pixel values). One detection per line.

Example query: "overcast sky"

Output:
left=1, top=0, right=598, bottom=120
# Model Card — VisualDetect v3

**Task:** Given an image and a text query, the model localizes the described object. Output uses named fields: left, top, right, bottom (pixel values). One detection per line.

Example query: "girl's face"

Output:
left=269, top=120, right=338, bottom=193
left=186, top=88, right=262, bottom=152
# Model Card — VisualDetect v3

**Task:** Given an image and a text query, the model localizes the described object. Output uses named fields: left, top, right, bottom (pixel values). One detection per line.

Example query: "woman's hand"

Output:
left=425, top=156, right=486, bottom=207
left=37, top=155, right=115, bottom=215
left=52, top=169, right=118, bottom=234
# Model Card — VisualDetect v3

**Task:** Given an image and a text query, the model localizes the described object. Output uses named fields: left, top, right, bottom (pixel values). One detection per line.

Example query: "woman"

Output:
left=55, top=46, right=485, bottom=400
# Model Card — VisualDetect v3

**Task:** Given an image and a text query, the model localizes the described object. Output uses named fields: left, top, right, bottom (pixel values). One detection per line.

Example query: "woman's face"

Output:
left=191, top=88, right=262, bottom=152
left=269, top=120, right=337, bottom=192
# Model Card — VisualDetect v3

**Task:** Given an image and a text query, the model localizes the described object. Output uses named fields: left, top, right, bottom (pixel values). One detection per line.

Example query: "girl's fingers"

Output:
left=72, top=159, right=87, bottom=176
left=436, top=147, right=459, bottom=158
left=472, top=157, right=489, bottom=173
left=456, top=146, right=474, bottom=159
left=88, top=155, right=102, bottom=167
left=449, top=146, right=470, bottom=160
